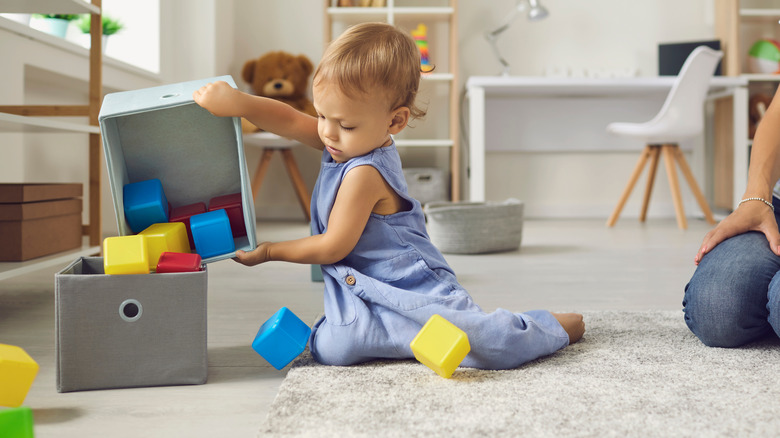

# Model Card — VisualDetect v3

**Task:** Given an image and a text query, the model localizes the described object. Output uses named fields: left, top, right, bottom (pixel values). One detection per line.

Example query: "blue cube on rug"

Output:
left=252, top=307, right=311, bottom=370
left=123, top=179, right=169, bottom=233
left=190, top=209, right=235, bottom=259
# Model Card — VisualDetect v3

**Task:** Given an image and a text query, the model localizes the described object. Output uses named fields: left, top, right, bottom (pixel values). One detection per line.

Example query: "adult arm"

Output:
left=695, top=86, right=780, bottom=264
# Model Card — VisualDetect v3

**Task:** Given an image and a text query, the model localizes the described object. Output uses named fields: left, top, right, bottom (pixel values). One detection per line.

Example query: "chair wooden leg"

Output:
left=251, top=148, right=275, bottom=199
left=281, top=149, right=311, bottom=222
left=639, top=146, right=661, bottom=222
left=607, top=145, right=653, bottom=227
left=661, top=145, right=687, bottom=229
left=673, top=146, right=716, bottom=225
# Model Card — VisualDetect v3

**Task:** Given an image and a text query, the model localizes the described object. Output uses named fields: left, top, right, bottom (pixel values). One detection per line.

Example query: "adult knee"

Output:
left=684, top=280, right=766, bottom=348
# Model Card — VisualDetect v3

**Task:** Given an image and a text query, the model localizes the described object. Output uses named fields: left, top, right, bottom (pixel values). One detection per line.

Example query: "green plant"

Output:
left=77, top=15, right=124, bottom=36
left=33, top=14, right=80, bottom=21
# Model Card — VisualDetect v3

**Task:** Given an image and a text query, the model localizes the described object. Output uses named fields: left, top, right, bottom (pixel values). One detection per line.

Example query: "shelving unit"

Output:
left=713, top=0, right=779, bottom=209
left=0, top=0, right=102, bottom=280
left=324, top=0, right=461, bottom=200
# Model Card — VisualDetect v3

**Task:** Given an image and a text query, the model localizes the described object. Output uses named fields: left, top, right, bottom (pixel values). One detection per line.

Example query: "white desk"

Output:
left=467, top=76, right=749, bottom=209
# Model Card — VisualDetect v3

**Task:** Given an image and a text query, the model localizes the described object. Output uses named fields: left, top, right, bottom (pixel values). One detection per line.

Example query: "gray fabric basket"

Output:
left=55, top=257, right=208, bottom=392
left=424, top=199, right=524, bottom=254
left=403, top=167, right=448, bottom=205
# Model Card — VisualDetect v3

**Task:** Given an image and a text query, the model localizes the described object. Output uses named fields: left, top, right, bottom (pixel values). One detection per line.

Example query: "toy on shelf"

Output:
left=411, top=23, right=434, bottom=73
left=156, top=252, right=202, bottom=273
left=169, top=202, right=207, bottom=250
left=410, top=314, right=470, bottom=379
left=748, top=39, right=780, bottom=74
left=103, top=235, right=150, bottom=275
left=138, top=222, right=191, bottom=271
left=0, top=406, right=34, bottom=438
left=749, top=92, right=773, bottom=139
left=209, top=193, right=247, bottom=238
left=0, top=344, right=39, bottom=408
left=252, top=307, right=312, bottom=370
left=190, top=209, right=236, bottom=259
left=123, top=179, right=169, bottom=233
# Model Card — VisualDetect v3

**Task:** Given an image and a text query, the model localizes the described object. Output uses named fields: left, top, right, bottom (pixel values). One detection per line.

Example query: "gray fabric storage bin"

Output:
left=55, top=257, right=208, bottom=393
left=403, top=167, right=448, bottom=205
left=424, top=199, right=524, bottom=254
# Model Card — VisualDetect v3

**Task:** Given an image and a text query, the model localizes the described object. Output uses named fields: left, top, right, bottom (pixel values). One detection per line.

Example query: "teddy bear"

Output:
left=241, top=51, right=317, bottom=133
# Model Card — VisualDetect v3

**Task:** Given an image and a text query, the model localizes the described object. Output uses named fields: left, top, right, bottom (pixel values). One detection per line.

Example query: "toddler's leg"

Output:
left=683, top=231, right=779, bottom=347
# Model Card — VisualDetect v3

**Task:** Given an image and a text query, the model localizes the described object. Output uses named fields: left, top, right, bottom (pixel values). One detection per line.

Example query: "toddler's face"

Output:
left=313, top=82, right=395, bottom=163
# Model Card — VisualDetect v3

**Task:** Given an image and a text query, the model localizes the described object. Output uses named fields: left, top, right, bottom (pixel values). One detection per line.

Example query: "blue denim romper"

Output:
left=308, top=141, right=569, bottom=370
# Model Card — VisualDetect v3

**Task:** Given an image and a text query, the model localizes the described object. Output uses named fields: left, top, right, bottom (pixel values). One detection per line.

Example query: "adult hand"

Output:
left=695, top=200, right=780, bottom=265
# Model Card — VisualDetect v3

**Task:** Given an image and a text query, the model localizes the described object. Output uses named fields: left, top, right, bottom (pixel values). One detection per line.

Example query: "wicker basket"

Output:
left=423, top=199, right=524, bottom=254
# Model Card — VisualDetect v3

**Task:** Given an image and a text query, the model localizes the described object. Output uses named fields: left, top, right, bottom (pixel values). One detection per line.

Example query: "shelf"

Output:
left=395, top=139, right=453, bottom=147
left=0, top=112, right=99, bottom=134
left=0, top=241, right=100, bottom=281
left=1, top=0, right=99, bottom=14
left=422, top=73, right=454, bottom=81
left=740, top=8, right=780, bottom=18
left=742, top=74, right=780, bottom=82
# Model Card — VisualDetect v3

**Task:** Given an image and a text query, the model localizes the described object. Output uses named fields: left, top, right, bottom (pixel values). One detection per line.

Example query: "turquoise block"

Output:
left=190, top=209, right=235, bottom=259
left=252, top=307, right=311, bottom=370
left=123, top=179, right=169, bottom=233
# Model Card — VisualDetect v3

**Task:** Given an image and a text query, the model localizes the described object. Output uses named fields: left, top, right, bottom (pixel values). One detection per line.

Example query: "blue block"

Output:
left=252, top=307, right=311, bottom=370
left=190, top=209, right=235, bottom=259
left=123, top=179, right=169, bottom=233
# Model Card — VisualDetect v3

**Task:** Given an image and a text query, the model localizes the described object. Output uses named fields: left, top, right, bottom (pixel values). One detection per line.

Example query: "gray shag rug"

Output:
left=259, top=311, right=780, bottom=437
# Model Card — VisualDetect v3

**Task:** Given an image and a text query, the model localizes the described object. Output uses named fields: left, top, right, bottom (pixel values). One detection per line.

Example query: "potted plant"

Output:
left=77, top=15, right=123, bottom=52
left=31, top=14, right=80, bottom=38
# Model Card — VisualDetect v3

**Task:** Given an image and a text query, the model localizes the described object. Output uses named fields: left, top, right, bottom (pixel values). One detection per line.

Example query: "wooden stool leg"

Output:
left=607, top=145, right=653, bottom=227
left=673, top=146, right=716, bottom=225
left=661, top=145, right=687, bottom=229
left=639, top=146, right=661, bottom=222
left=281, top=149, right=311, bottom=222
left=251, top=148, right=275, bottom=199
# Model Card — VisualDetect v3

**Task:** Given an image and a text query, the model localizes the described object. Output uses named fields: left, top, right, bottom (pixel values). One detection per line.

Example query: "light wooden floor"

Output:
left=1, top=218, right=712, bottom=437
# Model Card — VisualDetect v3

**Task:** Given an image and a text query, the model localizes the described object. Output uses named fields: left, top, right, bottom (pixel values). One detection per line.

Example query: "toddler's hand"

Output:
left=193, top=81, right=242, bottom=118
left=233, top=242, right=272, bottom=267
left=552, top=312, right=585, bottom=344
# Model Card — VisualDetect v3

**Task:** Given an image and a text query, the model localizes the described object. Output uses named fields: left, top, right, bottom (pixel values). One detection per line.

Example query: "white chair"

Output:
left=243, top=132, right=311, bottom=222
left=606, top=45, right=721, bottom=229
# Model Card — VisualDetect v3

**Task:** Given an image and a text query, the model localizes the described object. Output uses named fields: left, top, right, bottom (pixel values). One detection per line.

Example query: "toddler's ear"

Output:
left=388, top=107, right=410, bottom=134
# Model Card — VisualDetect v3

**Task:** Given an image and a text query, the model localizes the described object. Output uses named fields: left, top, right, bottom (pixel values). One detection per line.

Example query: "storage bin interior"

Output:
left=100, top=76, right=257, bottom=263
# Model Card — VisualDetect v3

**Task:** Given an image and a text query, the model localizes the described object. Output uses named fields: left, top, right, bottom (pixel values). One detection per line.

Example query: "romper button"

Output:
left=345, top=275, right=356, bottom=286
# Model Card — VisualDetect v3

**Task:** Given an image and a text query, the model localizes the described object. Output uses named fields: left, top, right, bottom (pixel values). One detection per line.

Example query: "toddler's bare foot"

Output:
left=552, top=312, right=585, bottom=344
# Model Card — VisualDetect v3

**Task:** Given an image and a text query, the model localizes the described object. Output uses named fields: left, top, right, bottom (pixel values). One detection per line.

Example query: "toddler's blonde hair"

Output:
left=314, top=22, right=426, bottom=120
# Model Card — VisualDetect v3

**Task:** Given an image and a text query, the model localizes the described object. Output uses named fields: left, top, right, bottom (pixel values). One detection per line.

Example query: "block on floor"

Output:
left=252, top=307, right=311, bottom=370
left=410, top=314, right=470, bottom=379
left=0, top=406, right=34, bottom=438
left=0, top=344, right=39, bottom=408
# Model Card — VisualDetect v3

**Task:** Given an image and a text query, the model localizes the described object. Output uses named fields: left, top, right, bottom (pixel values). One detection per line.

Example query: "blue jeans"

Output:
left=683, top=197, right=780, bottom=347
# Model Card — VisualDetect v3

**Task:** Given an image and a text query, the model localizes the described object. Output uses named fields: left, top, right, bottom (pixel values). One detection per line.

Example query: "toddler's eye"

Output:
left=340, top=125, right=355, bottom=131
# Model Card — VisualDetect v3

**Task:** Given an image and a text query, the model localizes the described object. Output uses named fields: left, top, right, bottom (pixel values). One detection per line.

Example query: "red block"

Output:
left=169, top=202, right=207, bottom=250
left=156, top=252, right=202, bottom=273
left=208, top=193, right=246, bottom=237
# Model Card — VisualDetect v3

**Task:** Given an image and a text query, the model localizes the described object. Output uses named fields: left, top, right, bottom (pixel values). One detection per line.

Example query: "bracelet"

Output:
left=738, top=197, right=775, bottom=211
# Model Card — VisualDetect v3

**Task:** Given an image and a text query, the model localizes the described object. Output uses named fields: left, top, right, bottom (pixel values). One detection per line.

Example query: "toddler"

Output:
left=193, top=22, right=584, bottom=369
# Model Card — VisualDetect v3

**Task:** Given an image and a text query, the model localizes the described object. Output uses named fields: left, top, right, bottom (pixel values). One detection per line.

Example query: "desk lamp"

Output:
left=485, top=0, right=549, bottom=76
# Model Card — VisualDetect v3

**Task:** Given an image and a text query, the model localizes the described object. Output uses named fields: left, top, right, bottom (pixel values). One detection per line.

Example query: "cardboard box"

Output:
left=98, top=76, right=257, bottom=263
left=0, top=184, right=83, bottom=261
left=55, top=257, right=208, bottom=392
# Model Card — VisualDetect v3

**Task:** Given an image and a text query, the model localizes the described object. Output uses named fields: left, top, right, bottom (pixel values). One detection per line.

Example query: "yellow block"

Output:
left=410, top=314, right=470, bottom=379
left=138, top=222, right=190, bottom=271
left=103, top=235, right=149, bottom=275
left=0, top=344, right=39, bottom=407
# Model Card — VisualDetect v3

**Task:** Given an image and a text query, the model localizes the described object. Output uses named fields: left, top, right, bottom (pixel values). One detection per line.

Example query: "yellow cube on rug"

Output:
left=410, top=314, right=470, bottom=379
left=103, top=235, right=149, bottom=275
left=138, top=222, right=190, bottom=271
left=0, top=344, right=39, bottom=407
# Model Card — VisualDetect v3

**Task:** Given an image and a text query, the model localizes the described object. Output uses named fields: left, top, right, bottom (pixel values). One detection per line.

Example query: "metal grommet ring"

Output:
left=119, top=299, right=143, bottom=322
